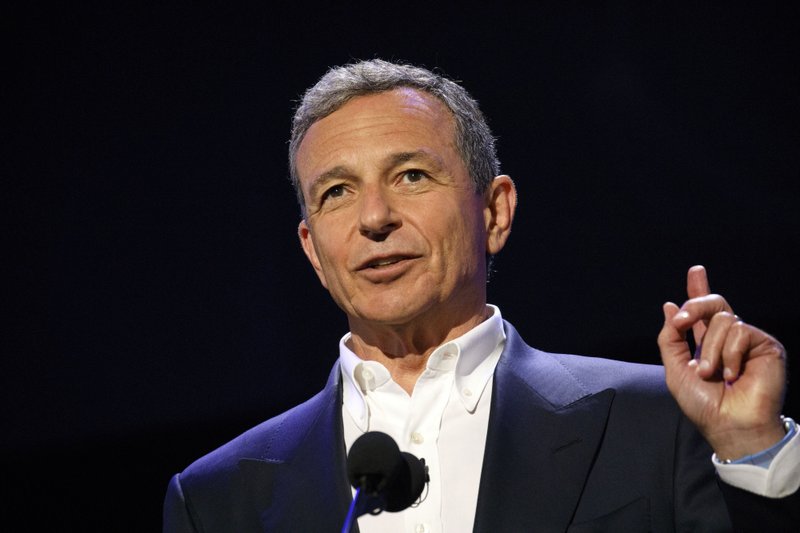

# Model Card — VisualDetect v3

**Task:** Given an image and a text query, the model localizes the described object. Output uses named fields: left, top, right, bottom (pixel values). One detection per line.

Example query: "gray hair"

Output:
left=288, top=59, right=500, bottom=213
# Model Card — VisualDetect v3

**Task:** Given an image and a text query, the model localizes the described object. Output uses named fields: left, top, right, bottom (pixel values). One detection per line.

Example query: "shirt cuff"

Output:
left=713, top=416, right=800, bottom=498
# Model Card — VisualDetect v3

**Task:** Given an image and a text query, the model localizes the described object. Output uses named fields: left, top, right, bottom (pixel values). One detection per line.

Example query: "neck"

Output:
left=346, top=305, right=491, bottom=394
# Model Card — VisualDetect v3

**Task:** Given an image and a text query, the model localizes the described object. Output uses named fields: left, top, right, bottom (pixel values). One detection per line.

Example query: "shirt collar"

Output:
left=449, top=304, right=506, bottom=411
left=340, top=305, right=506, bottom=428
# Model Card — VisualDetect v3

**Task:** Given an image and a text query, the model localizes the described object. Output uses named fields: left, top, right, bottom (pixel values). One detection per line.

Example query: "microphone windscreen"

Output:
left=347, top=431, right=403, bottom=490
left=382, top=452, right=427, bottom=512
left=347, top=432, right=428, bottom=513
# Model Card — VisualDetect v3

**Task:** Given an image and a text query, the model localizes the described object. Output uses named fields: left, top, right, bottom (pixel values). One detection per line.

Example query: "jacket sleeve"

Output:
left=674, top=413, right=799, bottom=532
left=718, top=480, right=800, bottom=532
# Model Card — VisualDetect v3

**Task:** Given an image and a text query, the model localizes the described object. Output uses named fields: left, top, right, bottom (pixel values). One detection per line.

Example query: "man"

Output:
left=164, top=59, right=799, bottom=532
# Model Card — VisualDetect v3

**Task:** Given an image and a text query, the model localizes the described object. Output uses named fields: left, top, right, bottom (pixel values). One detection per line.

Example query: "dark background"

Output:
left=7, top=2, right=798, bottom=530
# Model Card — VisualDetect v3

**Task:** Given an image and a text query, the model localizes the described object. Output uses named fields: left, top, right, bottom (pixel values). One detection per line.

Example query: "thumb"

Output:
left=658, top=301, right=691, bottom=368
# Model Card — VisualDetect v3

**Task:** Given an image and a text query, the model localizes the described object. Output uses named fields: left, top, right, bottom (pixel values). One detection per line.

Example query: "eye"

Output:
left=321, top=184, right=346, bottom=202
left=400, top=169, right=428, bottom=184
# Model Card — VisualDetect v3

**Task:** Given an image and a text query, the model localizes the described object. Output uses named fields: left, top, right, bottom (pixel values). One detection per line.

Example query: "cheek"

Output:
left=437, top=210, right=486, bottom=271
left=312, top=229, right=350, bottom=282
left=453, top=200, right=487, bottom=244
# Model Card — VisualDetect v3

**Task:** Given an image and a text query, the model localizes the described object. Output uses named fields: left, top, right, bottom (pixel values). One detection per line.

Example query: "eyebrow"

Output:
left=307, top=150, right=446, bottom=201
left=386, top=150, right=445, bottom=171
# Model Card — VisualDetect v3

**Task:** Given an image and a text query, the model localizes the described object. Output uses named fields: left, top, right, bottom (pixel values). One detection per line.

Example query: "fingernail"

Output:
left=688, top=359, right=698, bottom=368
left=675, top=311, right=690, bottom=320
left=699, top=360, right=710, bottom=372
left=723, top=367, right=734, bottom=380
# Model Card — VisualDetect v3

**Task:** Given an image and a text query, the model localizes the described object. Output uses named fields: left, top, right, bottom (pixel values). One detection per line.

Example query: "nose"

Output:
left=358, top=185, right=401, bottom=241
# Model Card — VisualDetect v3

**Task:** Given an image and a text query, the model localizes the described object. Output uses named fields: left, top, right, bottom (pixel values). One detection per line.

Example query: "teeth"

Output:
left=370, top=258, right=399, bottom=268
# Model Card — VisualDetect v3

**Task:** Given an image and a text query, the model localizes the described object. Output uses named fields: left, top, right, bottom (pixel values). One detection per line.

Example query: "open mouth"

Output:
left=358, top=255, right=417, bottom=271
left=367, top=257, right=404, bottom=268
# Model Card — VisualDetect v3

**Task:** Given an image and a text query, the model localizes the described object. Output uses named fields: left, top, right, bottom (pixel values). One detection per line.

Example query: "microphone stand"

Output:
left=340, top=487, right=361, bottom=533
left=341, top=478, right=386, bottom=533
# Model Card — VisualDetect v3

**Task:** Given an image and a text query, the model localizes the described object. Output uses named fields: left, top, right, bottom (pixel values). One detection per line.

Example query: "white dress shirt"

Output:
left=338, top=305, right=800, bottom=532
left=341, top=305, right=505, bottom=533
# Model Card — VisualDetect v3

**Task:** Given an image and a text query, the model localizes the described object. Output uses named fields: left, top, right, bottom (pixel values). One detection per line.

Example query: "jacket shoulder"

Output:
left=180, top=369, right=340, bottom=481
left=501, top=320, right=669, bottom=407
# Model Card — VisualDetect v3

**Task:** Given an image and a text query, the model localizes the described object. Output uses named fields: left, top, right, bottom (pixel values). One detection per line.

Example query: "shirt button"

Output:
left=415, top=524, right=427, bottom=533
left=361, top=369, right=373, bottom=380
left=463, top=387, right=473, bottom=397
left=411, top=432, right=424, bottom=444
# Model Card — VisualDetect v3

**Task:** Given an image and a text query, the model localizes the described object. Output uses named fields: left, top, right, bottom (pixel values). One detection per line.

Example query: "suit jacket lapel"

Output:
left=238, top=363, right=355, bottom=531
left=474, top=324, right=615, bottom=532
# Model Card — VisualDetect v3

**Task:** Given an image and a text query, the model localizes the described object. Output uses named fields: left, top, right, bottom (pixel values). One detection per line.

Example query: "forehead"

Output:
left=295, top=88, right=458, bottom=180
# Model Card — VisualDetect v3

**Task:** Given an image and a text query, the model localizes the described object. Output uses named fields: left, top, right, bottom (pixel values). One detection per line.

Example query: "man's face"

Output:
left=296, top=88, right=502, bottom=330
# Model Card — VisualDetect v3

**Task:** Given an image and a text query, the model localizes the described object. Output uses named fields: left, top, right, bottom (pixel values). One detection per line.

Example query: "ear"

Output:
left=483, top=175, right=517, bottom=255
left=298, top=219, right=329, bottom=289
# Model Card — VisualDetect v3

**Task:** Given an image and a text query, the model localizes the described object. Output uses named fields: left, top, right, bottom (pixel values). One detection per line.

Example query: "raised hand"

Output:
left=658, top=265, right=787, bottom=459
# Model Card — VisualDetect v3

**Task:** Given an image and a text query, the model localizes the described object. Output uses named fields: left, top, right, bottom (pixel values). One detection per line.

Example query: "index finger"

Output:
left=687, top=265, right=710, bottom=299
left=686, top=265, right=711, bottom=347
left=673, top=294, right=735, bottom=329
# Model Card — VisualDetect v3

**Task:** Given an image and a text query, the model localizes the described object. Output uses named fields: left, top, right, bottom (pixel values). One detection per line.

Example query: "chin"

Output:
left=350, top=298, right=433, bottom=326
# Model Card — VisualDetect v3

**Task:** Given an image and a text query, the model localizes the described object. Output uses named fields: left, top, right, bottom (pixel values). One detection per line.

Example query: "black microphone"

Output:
left=342, top=431, right=429, bottom=530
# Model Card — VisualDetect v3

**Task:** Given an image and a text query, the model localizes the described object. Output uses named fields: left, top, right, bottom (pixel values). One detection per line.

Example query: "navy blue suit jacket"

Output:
left=163, top=321, right=797, bottom=531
